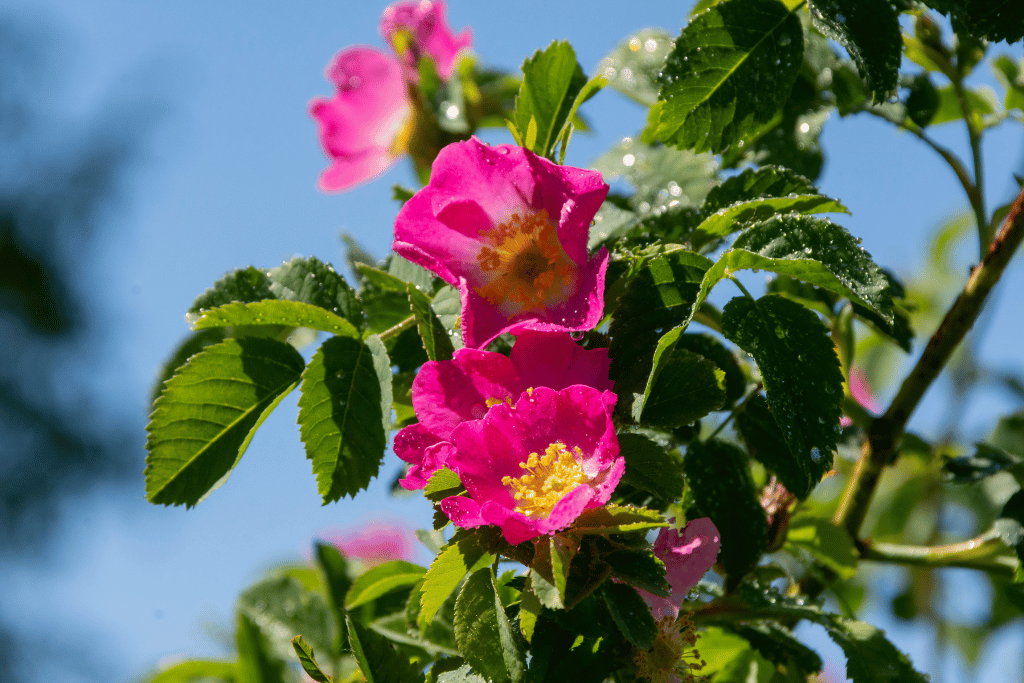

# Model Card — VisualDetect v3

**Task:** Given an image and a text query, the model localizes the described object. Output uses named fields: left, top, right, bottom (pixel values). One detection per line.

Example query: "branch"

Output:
left=860, top=531, right=1020, bottom=578
left=834, top=184, right=1024, bottom=538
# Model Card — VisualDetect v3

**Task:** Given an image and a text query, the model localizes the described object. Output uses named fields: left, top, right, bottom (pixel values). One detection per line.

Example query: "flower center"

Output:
left=474, top=211, right=577, bottom=315
left=501, top=441, right=586, bottom=518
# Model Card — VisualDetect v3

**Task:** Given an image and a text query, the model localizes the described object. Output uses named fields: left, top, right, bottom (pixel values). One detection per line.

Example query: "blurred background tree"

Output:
left=0, top=15, right=161, bottom=681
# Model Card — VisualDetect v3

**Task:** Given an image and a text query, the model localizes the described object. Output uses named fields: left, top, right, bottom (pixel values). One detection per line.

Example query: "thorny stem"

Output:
left=834, top=184, right=1024, bottom=540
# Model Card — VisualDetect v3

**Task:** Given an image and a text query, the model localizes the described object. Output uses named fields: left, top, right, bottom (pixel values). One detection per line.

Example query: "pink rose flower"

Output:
left=380, top=0, right=471, bottom=82
left=439, top=385, right=623, bottom=545
left=321, top=518, right=416, bottom=567
left=639, top=518, right=721, bottom=621
left=393, top=138, right=610, bottom=349
left=394, top=331, right=614, bottom=489
left=310, top=46, right=413, bottom=192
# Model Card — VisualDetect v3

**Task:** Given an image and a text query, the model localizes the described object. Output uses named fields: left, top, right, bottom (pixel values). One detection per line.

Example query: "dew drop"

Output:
left=570, top=330, right=585, bottom=341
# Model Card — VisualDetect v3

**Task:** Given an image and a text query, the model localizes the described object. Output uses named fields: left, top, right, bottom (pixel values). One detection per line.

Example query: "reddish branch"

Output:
left=835, top=184, right=1024, bottom=538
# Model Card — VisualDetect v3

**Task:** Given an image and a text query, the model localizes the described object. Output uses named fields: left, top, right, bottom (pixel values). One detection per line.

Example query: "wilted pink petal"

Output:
left=310, top=46, right=412, bottom=192
left=638, top=518, right=720, bottom=620
left=439, top=386, right=622, bottom=545
left=322, top=519, right=416, bottom=567
left=393, top=138, right=609, bottom=349
left=393, top=334, right=613, bottom=489
left=380, top=0, right=471, bottom=82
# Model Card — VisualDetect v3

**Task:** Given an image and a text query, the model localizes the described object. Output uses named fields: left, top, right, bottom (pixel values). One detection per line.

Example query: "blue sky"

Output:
left=1, top=0, right=1022, bottom=681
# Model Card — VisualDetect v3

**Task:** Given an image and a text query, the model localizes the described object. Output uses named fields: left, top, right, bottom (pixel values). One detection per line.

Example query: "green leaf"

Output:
left=315, top=542, right=352, bottom=651
left=638, top=346, right=726, bottom=427
left=408, top=284, right=455, bottom=362
left=388, top=253, right=436, bottom=292
left=514, top=41, right=588, bottom=158
left=151, top=328, right=227, bottom=405
left=346, top=561, right=427, bottom=610
left=238, top=574, right=336, bottom=664
left=291, top=635, right=333, bottom=683
left=654, top=0, right=803, bottom=154
left=142, top=660, right=237, bottom=683
left=346, top=615, right=425, bottom=683
left=454, top=568, right=526, bottom=683
left=989, top=409, right=1024, bottom=457
left=604, top=548, right=670, bottom=597
left=826, top=616, right=927, bottom=683
left=269, top=256, right=365, bottom=332
left=928, top=0, right=1024, bottom=43
left=943, top=442, right=1024, bottom=485
left=685, top=439, right=766, bottom=584
left=694, top=193, right=849, bottom=248
left=430, top=285, right=464, bottom=351
left=591, top=138, right=718, bottom=216
left=722, top=295, right=844, bottom=477
left=674, top=333, right=747, bottom=404
left=571, top=504, right=668, bottom=535
left=694, top=166, right=848, bottom=246
left=699, top=626, right=774, bottom=683
left=145, top=337, right=305, bottom=507
left=717, top=216, right=895, bottom=323
left=996, top=491, right=1024, bottom=563
left=235, top=612, right=288, bottom=683
left=738, top=395, right=821, bottom=498
left=433, top=663, right=487, bottom=683
left=807, top=0, right=900, bottom=103
left=993, top=55, right=1024, bottom=112
left=189, top=266, right=275, bottom=314
left=930, top=84, right=998, bottom=126
left=191, top=300, right=360, bottom=338
left=617, top=433, right=686, bottom=501
left=786, top=511, right=858, bottom=580
left=420, top=531, right=495, bottom=629
left=728, top=623, right=822, bottom=678
left=608, top=249, right=711, bottom=381
left=907, top=73, right=941, bottom=128
left=596, top=28, right=675, bottom=107
left=298, top=335, right=392, bottom=504
left=357, top=264, right=409, bottom=293
left=598, top=582, right=656, bottom=649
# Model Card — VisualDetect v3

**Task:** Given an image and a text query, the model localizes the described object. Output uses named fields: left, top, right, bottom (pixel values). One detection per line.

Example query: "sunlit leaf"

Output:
left=454, top=568, right=526, bottom=683
left=653, top=0, right=803, bottom=153
left=269, top=256, right=365, bottom=332
left=346, top=561, right=427, bottom=610
left=297, top=335, right=392, bottom=504
left=191, top=300, right=359, bottom=338
left=145, top=337, right=304, bottom=507
left=514, top=41, right=588, bottom=158
left=291, top=636, right=332, bottom=683
left=346, top=615, right=424, bottom=683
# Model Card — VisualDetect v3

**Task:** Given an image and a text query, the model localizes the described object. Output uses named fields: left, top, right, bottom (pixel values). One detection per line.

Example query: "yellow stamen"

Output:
left=474, top=210, right=577, bottom=315
left=485, top=396, right=513, bottom=409
left=501, top=442, right=586, bottom=518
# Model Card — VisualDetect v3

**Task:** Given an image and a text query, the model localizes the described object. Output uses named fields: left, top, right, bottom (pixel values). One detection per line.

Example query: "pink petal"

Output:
left=654, top=518, right=721, bottom=602
left=509, top=332, right=613, bottom=393
left=380, top=1, right=471, bottom=82
left=393, top=138, right=609, bottom=349
left=310, top=46, right=411, bottom=192
left=411, top=349, right=521, bottom=437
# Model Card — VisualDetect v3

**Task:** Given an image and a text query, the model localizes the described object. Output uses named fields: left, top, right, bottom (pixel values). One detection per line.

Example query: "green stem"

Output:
left=729, top=276, right=755, bottom=300
left=378, top=314, right=416, bottom=341
left=860, top=531, right=1020, bottom=578
left=951, top=76, right=989, bottom=248
left=834, top=184, right=1024, bottom=538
